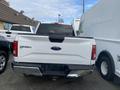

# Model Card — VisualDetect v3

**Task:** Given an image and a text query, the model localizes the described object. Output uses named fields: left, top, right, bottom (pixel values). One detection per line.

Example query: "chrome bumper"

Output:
left=12, top=66, right=42, bottom=76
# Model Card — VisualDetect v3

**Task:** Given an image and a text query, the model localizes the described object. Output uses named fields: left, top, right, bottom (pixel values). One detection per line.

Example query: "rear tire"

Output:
left=98, top=55, right=115, bottom=81
left=0, top=51, right=8, bottom=74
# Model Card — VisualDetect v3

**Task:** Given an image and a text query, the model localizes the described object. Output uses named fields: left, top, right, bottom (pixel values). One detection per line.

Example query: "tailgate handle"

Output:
left=49, top=35, right=65, bottom=43
left=51, top=46, right=61, bottom=51
left=6, top=31, right=11, bottom=34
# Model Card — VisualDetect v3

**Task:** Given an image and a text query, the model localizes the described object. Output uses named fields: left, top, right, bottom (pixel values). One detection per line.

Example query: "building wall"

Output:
left=0, top=21, right=4, bottom=30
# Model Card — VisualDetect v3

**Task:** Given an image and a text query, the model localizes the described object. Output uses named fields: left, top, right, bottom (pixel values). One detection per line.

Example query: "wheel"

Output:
left=98, top=55, right=114, bottom=81
left=0, top=51, right=8, bottom=74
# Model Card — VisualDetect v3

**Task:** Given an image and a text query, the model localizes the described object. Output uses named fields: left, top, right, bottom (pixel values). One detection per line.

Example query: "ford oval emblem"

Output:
left=51, top=46, right=61, bottom=51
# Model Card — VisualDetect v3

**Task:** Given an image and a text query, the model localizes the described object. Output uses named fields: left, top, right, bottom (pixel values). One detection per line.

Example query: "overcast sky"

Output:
left=9, top=0, right=98, bottom=24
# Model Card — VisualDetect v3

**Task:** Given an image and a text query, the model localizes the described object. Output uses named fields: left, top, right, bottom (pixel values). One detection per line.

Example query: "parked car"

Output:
left=80, top=0, right=120, bottom=80
left=10, top=24, right=35, bottom=33
left=11, top=23, right=96, bottom=78
left=0, top=23, right=40, bottom=42
left=0, top=36, right=11, bottom=74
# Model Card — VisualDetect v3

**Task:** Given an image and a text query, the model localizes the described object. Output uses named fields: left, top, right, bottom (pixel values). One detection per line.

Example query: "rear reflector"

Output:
left=91, top=45, right=96, bottom=60
left=12, top=41, right=18, bottom=57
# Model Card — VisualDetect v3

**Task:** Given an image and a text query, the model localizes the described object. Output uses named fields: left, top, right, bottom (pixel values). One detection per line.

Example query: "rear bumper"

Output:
left=11, top=62, right=95, bottom=77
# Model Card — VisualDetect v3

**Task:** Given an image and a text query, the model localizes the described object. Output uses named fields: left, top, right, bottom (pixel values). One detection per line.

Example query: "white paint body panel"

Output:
left=80, top=0, right=120, bottom=77
left=72, top=19, right=81, bottom=36
left=14, top=35, right=95, bottom=65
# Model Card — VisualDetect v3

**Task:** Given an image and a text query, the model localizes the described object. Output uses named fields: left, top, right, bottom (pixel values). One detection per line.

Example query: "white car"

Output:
left=80, top=0, right=120, bottom=81
left=11, top=23, right=96, bottom=78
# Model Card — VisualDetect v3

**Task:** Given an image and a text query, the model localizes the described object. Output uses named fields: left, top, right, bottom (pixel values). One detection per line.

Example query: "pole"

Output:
left=83, top=0, right=85, bottom=14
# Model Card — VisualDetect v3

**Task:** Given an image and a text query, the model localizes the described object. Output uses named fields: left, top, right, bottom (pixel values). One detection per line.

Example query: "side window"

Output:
left=4, top=23, right=12, bottom=30
left=20, top=27, right=31, bottom=32
left=11, top=26, right=20, bottom=31
left=11, top=26, right=31, bottom=32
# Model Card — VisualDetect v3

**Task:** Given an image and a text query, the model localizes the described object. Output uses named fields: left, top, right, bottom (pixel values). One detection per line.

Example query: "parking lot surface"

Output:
left=0, top=60, right=120, bottom=90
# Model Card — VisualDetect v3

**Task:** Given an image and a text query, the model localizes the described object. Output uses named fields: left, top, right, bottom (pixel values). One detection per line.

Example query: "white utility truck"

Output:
left=0, top=24, right=38, bottom=42
left=11, top=23, right=96, bottom=78
left=80, top=0, right=120, bottom=80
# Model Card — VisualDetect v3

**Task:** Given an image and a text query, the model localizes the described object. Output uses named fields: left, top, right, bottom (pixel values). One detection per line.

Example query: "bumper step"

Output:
left=13, top=66, right=42, bottom=76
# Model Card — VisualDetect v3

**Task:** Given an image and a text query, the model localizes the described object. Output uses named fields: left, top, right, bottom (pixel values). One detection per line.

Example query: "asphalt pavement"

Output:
left=0, top=58, right=120, bottom=90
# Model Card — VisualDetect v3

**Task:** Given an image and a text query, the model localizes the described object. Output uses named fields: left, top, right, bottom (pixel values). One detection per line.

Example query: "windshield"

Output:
left=11, top=26, right=31, bottom=32
left=36, top=23, right=74, bottom=37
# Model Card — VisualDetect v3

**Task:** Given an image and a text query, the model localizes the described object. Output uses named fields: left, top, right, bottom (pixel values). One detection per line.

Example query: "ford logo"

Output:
left=51, top=46, right=61, bottom=51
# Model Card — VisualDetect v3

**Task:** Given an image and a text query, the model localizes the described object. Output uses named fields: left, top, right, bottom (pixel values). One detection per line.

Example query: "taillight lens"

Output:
left=12, top=41, right=18, bottom=57
left=91, top=45, right=96, bottom=60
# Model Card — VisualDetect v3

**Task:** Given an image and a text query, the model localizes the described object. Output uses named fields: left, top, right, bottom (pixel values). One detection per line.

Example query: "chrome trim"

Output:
left=13, top=66, right=42, bottom=76
left=67, top=70, right=93, bottom=78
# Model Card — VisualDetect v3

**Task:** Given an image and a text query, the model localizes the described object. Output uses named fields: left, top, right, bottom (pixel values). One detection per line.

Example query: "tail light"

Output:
left=12, top=41, right=18, bottom=57
left=91, top=45, right=96, bottom=60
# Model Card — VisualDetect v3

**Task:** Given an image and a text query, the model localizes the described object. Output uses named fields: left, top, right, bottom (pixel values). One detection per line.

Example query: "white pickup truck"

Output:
left=11, top=23, right=96, bottom=78
left=0, top=24, right=38, bottom=42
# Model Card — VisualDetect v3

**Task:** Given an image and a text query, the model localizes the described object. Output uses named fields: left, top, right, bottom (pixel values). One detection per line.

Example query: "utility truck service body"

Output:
left=80, top=0, right=120, bottom=80
left=11, top=23, right=96, bottom=78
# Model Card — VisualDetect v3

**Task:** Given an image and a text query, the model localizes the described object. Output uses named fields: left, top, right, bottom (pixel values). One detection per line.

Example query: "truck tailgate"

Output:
left=15, top=35, right=95, bottom=65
